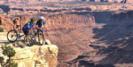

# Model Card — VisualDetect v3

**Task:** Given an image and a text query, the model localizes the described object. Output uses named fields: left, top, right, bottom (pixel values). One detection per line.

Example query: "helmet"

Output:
left=38, top=16, right=45, bottom=20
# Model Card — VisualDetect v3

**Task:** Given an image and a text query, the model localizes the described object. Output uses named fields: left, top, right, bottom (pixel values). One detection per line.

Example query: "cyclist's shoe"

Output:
left=31, top=38, right=36, bottom=43
left=33, top=38, right=36, bottom=41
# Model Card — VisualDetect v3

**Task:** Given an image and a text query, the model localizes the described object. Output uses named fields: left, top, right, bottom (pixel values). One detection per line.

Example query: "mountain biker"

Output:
left=35, top=16, right=46, bottom=32
left=22, top=16, right=46, bottom=35
left=22, top=18, right=35, bottom=36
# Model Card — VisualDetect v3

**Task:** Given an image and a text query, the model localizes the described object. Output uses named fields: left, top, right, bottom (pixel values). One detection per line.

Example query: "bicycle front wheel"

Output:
left=7, top=30, right=18, bottom=42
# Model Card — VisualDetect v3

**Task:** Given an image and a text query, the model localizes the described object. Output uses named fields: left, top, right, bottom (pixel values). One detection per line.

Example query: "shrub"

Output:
left=0, top=45, right=17, bottom=67
left=2, top=46, right=16, bottom=57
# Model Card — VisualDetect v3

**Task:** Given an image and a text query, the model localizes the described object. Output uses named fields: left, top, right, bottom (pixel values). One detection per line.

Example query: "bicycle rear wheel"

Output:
left=7, top=30, right=18, bottom=42
left=36, top=30, right=45, bottom=45
left=24, top=35, right=32, bottom=46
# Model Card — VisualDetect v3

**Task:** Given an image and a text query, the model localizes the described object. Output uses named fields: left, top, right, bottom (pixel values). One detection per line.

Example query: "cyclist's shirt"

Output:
left=36, top=20, right=45, bottom=28
left=22, top=21, right=34, bottom=31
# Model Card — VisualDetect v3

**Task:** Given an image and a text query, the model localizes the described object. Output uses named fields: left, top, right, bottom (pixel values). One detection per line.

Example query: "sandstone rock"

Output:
left=0, top=40, right=58, bottom=67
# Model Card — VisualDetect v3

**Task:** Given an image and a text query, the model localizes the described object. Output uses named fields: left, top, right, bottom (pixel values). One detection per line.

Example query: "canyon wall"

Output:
left=0, top=13, right=96, bottom=66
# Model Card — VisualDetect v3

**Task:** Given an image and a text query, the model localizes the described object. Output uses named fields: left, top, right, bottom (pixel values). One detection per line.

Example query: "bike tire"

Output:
left=36, top=30, right=45, bottom=45
left=7, top=30, right=18, bottom=42
left=24, top=35, right=32, bottom=46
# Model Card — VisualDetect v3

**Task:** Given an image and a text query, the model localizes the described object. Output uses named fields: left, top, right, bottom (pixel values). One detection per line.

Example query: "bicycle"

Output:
left=33, top=28, right=45, bottom=45
left=23, top=28, right=45, bottom=45
left=7, top=26, right=45, bottom=45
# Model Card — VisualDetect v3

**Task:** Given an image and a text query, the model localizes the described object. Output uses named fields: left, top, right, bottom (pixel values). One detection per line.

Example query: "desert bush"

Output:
left=0, top=45, right=17, bottom=67
left=2, top=46, right=16, bottom=57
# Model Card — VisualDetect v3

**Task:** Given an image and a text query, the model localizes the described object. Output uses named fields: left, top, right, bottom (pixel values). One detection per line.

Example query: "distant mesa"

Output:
left=0, top=0, right=131, bottom=3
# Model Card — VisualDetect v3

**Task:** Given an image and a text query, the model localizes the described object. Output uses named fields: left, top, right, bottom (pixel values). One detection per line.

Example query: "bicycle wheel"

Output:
left=24, top=35, right=32, bottom=46
left=36, top=30, right=45, bottom=45
left=7, top=30, right=18, bottom=42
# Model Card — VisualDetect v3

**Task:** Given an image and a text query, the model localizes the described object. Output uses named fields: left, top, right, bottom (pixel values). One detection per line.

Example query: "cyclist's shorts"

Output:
left=22, top=24, right=32, bottom=35
left=23, top=30, right=29, bottom=35
left=22, top=26, right=29, bottom=33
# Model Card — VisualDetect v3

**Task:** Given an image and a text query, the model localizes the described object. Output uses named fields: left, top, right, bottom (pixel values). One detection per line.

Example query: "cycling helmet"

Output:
left=38, top=16, right=45, bottom=20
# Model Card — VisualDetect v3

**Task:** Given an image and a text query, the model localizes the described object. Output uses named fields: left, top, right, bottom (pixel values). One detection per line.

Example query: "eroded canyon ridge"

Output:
left=0, top=0, right=133, bottom=67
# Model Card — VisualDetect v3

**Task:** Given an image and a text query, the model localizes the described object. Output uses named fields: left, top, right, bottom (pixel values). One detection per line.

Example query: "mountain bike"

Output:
left=33, top=28, right=45, bottom=45
left=7, top=26, right=45, bottom=45
left=24, top=28, right=45, bottom=45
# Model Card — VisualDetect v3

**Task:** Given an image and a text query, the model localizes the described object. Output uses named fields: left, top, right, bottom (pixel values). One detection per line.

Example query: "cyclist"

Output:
left=35, top=16, right=46, bottom=32
left=22, top=18, right=35, bottom=36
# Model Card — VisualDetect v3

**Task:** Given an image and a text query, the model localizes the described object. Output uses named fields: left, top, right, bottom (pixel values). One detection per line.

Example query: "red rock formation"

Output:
left=43, top=14, right=95, bottom=66
left=1, top=14, right=96, bottom=66
left=0, top=14, right=13, bottom=31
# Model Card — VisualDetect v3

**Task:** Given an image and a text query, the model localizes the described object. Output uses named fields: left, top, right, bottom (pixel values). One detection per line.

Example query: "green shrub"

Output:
left=2, top=46, right=16, bottom=57
left=0, top=45, right=17, bottom=67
